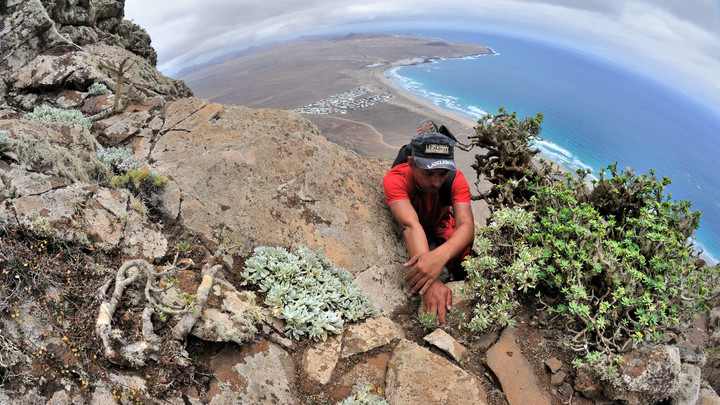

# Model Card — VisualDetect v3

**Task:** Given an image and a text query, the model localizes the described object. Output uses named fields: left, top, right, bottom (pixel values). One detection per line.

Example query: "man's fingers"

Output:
left=437, top=305, right=447, bottom=326
left=403, top=254, right=420, bottom=267
left=418, top=278, right=432, bottom=295
left=445, top=289, right=453, bottom=310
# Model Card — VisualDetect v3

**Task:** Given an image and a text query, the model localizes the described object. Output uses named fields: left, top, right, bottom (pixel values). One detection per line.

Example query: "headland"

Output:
left=183, top=33, right=490, bottom=173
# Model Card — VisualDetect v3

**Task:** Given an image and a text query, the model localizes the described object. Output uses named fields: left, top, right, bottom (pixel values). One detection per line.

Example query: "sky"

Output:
left=124, top=0, right=720, bottom=113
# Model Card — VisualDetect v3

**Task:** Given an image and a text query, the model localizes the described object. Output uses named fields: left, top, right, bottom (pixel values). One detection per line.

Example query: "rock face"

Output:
left=0, top=120, right=168, bottom=259
left=1, top=0, right=190, bottom=110
left=145, top=98, right=410, bottom=314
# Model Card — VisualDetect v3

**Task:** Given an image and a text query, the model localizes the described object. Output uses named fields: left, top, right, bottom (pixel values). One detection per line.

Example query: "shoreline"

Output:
left=371, top=65, right=479, bottom=135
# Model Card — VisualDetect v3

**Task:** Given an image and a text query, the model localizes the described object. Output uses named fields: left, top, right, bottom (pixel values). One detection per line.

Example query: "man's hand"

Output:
left=421, top=280, right=452, bottom=326
left=403, top=249, right=447, bottom=294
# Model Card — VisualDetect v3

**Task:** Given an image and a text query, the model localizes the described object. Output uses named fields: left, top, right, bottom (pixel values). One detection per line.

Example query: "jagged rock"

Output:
left=302, top=334, right=343, bottom=385
left=603, top=345, right=681, bottom=404
left=698, top=388, right=720, bottom=405
left=551, top=371, right=567, bottom=386
left=1, top=0, right=190, bottom=108
left=486, top=327, right=553, bottom=405
left=544, top=357, right=563, bottom=373
left=423, top=328, right=469, bottom=362
left=574, top=366, right=605, bottom=400
left=189, top=281, right=262, bottom=345
left=669, top=364, right=701, bottom=405
left=331, top=353, right=390, bottom=402
left=94, top=110, right=151, bottom=146
left=341, top=316, right=405, bottom=358
left=385, top=339, right=487, bottom=405
left=0, top=120, right=107, bottom=183
left=205, top=340, right=298, bottom=405
left=677, top=341, right=707, bottom=366
left=0, top=0, right=72, bottom=97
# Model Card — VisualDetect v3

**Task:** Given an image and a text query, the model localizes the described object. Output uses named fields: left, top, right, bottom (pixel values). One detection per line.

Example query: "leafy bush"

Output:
left=97, top=147, right=139, bottom=173
left=460, top=108, right=720, bottom=363
left=241, top=246, right=377, bottom=341
left=23, top=105, right=92, bottom=130
left=87, top=82, right=111, bottom=96
left=338, top=385, right=388, bottom=405
left=110, top=166, right=167, bottom=190
left=0, top=130, right=12, bottom=152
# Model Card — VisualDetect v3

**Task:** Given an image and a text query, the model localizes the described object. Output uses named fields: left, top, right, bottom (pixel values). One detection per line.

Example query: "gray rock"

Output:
left=677, top=341, right=707, bottom=366
left=341, top=316, right=405, bottom=358
left=698, top=388, right=720, bottom=405
left=302, top=334, right=343, bottom=385
left=385, top=339, right=487, bottom=405
left=423, top=328, right=469, bottom=362
left=603, top=345, right=681, bottom=405
left=669, top=364, right=701, bottom=405
left=354, top=265, right=411, bottom=316
left=206, top=341, right=298, bottom=405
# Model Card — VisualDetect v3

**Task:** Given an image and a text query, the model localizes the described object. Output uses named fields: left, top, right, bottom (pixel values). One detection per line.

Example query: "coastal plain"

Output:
left=183, top=34, right=491, bottom=173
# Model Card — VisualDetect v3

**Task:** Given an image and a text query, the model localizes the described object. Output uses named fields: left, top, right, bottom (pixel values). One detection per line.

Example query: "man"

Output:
left=383, top=129, right=474, bottom=326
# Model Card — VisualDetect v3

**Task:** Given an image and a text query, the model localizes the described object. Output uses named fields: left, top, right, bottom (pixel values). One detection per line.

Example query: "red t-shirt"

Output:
left=383, top=163, right=472, bottom=234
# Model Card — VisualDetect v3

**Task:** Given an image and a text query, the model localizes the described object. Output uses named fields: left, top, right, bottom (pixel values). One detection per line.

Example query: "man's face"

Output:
left=410, top=159, right=450, bottom=194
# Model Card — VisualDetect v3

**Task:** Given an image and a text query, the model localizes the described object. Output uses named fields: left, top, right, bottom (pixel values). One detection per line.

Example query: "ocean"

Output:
left=383, top=30, right=720, bottom=264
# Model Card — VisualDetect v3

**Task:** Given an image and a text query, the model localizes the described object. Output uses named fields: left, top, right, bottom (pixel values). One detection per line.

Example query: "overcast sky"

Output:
left=125, top=0, right=720, bottom=112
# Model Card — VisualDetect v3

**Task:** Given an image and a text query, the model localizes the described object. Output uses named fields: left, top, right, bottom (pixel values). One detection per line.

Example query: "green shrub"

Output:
left=110, top=166, right=167, bottom=190
left=23, top=105, right=92, bottom=130
left=460, top=108, right=720, bottom=364
left=97, top=147, right=139, bottom=173
left=241, top=246, right=377, bottom=341
left=0, top=131, right=12, bottom=152
left=87, top=82, right=111, bottom=96
left=338, top=385, right=388, bottom=405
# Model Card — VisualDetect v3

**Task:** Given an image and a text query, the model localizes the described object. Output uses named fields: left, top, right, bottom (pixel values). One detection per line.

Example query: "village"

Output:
left=294, top=85, right=395, bottom=114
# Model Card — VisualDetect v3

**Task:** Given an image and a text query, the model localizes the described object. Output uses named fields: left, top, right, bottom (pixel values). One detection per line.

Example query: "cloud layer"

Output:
left=124, top=0, right=720, bottom=110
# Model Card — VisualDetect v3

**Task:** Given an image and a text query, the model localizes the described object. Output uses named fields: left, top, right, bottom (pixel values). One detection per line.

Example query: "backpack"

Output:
left=391, top=120, right=457, bottom=206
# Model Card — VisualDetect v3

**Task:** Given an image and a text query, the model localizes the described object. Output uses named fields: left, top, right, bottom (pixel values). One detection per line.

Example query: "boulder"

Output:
left=602, top=345, right=681, bottom=404
left=205, top=340, right=298, bottom=405
left=385, top=339, right=487, bottom=405
left=341, top=316, right=405, bottom=358
left=669, top=364, right=701, bottom=405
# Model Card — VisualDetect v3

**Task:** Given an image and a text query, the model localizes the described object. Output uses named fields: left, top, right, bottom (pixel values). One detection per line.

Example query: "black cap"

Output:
left=410, top=132, right=456, bottom=170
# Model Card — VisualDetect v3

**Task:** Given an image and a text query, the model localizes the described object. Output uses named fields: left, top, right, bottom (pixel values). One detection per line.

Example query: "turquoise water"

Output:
left=386, top=30, right=720, bottom=263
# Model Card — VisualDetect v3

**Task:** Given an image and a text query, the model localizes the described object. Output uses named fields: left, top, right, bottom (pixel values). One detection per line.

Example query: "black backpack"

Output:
left=391, top=120, right=457, bottom=206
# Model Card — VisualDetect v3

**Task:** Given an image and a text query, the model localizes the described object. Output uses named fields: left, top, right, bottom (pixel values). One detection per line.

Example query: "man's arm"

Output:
left=402, top=203, right=474, bottom=294
left=388, top=201, right=474, bottom=325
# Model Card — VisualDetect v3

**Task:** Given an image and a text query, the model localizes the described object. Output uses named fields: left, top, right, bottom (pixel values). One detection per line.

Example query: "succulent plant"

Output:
left=242, top=246, right=376, bottom=341
left=23, top=105, right=92, bottom=130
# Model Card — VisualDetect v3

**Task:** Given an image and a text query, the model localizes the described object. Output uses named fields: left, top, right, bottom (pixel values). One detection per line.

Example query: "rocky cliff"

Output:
left=1, top=1, right=720, bottom=405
